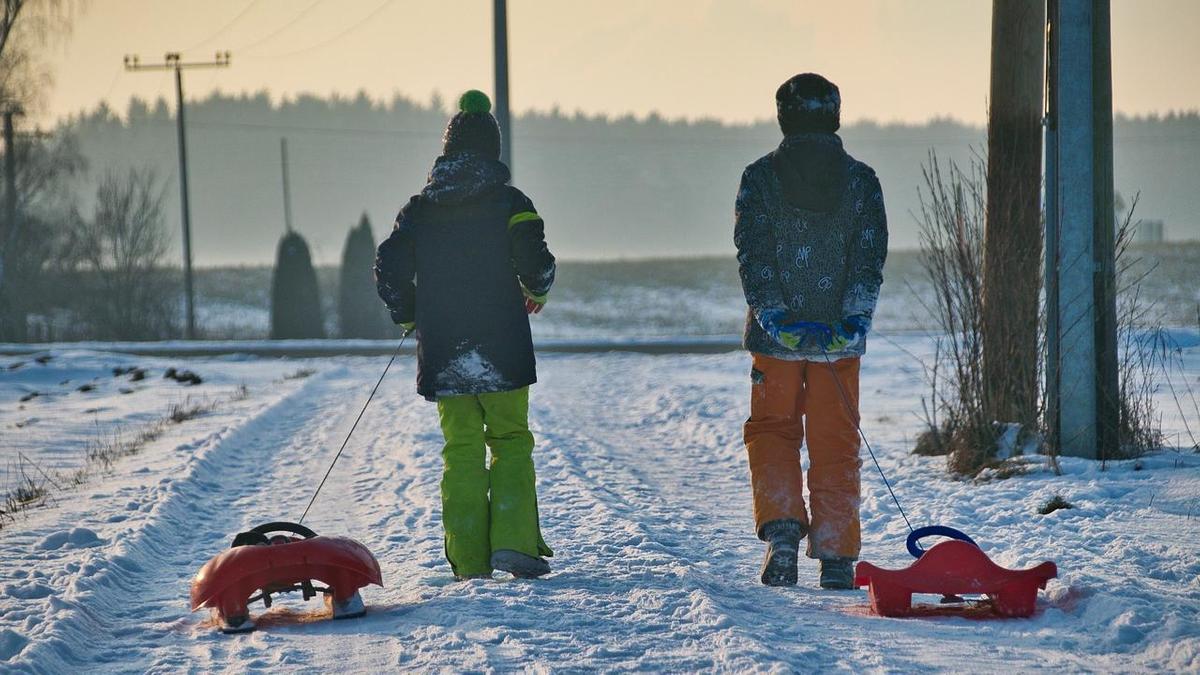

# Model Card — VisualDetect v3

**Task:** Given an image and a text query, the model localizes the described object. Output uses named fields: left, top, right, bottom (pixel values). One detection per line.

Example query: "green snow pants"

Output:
left=437, top=386, right=552, bottom=577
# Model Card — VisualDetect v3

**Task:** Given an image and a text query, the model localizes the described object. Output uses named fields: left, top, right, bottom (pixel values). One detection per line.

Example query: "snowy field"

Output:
left=1, top=333, right=1198, bottom=673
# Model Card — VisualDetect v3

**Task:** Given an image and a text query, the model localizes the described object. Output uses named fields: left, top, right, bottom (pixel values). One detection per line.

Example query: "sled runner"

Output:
left=190, top=521, right=383, bottom=633
left=854, top=526, right=1057, bottom=618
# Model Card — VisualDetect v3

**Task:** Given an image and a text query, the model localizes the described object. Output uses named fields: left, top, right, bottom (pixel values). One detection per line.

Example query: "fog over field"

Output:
left=61, top=94, right=1200, bottom=266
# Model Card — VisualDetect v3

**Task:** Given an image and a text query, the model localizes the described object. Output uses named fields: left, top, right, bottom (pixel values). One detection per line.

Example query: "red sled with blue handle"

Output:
left=190, top=521, right=383, bottom=633
left=854, top=526, right=1057, bottom=618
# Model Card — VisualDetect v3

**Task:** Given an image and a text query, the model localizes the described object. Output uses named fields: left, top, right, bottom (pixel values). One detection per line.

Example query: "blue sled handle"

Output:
left=906, top=525, right=978, bottom=559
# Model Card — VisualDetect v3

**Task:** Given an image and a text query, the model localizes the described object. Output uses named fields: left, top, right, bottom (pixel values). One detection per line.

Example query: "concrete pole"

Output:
left=1050, top=0, right=1098, bottom=458
left=493, top=0, right=512, bottom=173
left=1091, top=0, right=1120, bottom=460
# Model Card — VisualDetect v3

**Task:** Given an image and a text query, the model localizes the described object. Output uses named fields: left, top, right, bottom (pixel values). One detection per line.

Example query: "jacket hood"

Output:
left=421, top=152, right=511, bottom=204
left=769, top=132, right=850, bottom=213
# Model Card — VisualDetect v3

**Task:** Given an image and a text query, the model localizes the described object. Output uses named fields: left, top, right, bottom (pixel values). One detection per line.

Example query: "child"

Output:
left=733, top=73, right=888, bottom=588
left=375, top=90, right=556, bottom=580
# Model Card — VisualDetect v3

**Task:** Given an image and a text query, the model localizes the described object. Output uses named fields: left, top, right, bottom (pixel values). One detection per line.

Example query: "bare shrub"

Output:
left=0, top=132, right=86, bottom=340
left=63, top=167, right=178, bottom=339
left=1037, top=494, right=1073, bottom=515
left=915, top=153, right=1004, bottom=475
left=1108, top=195, right=1165, bottom=462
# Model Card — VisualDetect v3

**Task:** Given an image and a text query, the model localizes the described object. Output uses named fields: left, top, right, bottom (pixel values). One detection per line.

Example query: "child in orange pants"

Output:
left=745, top=356, right=862, bottom=578
left=734, top=73, right=888, bottom=588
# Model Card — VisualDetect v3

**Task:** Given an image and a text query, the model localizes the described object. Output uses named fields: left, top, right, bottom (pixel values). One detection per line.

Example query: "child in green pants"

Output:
left=374, top=90, right=556, bottom=580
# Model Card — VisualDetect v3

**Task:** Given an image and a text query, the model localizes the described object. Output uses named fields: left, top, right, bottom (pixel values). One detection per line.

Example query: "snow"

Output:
left=0, top=334, right=1197, bottom=672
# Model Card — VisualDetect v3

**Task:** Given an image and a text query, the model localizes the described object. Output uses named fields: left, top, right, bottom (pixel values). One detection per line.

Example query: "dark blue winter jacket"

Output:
left=734, top=132, right=888, bottom=359
left=374, top=152, right=556, bottom=401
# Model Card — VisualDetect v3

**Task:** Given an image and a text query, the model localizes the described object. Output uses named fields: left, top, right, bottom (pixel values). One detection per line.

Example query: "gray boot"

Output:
left=759, top=519, right=806, bottom=586
left=819, top=557, right=856, bottom=590
left=491, top=549, right=551, bottom=579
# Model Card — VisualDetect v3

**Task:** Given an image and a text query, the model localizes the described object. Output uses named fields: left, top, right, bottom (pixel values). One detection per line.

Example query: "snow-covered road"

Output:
left=2, top=337, right=1198, bottom=672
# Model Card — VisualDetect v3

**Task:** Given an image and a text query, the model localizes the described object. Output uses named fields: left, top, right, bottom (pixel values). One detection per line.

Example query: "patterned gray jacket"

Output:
left=734, top=132, right=888, bottom=360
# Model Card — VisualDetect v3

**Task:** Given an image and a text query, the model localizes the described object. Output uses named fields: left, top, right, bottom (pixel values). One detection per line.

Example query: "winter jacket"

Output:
left=374, top=152, right=556, bottom=401
left=734, top=132, right=888, bottom=359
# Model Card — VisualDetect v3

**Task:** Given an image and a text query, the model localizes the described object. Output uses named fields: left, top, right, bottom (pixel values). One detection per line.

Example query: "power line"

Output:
left=181, top=0, right=261, bottom=54
left=235, top=0, right=326, bottom=55
left=130, top=117, right=1200, bottom=147
left=255, top=0, right=396, bottom=60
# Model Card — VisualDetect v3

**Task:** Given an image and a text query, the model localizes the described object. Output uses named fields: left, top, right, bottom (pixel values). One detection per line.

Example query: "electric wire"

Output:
left=822, top=350, right=916, bottom=534
left=255, top=0, right=396, bottom=60
left=298, top=330, right=410, bottom=524
left=234, top=0, right=326, bottom=56
left=181, top=0, right=261, bottom=54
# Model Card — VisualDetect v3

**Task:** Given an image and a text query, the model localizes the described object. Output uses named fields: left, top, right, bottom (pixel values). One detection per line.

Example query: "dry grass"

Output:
left=283, top=368, right=316, bottom=380
left=167, top=397, right=217, bottom=424
left=1038, top=494, right=1074, bottom=515
left=1, top=387, right=245, bottom=530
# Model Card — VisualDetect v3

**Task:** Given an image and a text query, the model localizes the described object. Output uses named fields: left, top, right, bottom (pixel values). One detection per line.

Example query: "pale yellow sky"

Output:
left=35, top=0, right=1200, bottom=128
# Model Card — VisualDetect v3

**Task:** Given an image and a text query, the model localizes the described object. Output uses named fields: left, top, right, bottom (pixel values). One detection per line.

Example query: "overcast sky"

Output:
left=36, top=0, right=1200, bottom=128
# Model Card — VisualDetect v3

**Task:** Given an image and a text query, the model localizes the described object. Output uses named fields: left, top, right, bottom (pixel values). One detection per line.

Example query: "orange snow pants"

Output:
left=744, top=353, right=863, bottom=560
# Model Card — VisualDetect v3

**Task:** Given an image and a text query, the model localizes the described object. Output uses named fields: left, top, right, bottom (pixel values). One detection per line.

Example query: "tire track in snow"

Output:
left=14, top=367, right=366, bottom=673
left=527, top=354, right=846, bottom=671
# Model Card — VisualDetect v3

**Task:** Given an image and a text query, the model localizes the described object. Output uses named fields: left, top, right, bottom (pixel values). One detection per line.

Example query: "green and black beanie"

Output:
left=776, top=73, right=841, bottom=135
left=442, top=89, right=502, bottom=160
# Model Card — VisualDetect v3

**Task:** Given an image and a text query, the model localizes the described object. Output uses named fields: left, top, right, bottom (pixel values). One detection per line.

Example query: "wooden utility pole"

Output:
left=1, top=105, right=17, bottom=278
left=0, top=104, right=21, bottom=341
left=1045, top=0, right=1119, bottom=459
left=280, top=137, right=294, bottom=233
left=493, top=0, right=512, bottom=172
left=981, top=0, right=1046, bottom=433
left=124, top=51, right=231, bottom=339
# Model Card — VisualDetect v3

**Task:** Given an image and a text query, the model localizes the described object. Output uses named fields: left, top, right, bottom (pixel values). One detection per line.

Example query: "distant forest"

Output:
left=58, top=92, right=1200, bottom=265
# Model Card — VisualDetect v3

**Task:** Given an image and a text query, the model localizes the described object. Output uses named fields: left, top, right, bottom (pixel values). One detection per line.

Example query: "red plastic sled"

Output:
left=190, top=522, right=383, bottom=633
left=854, top=540, right=1057, bottom=618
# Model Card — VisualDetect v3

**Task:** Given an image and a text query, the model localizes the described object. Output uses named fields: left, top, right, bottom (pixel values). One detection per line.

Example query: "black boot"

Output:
left=490, top=549, right=552, bottom=579
left=759, top=519, right=805, bottom=586
left=819, top=557, right=855, bottom=590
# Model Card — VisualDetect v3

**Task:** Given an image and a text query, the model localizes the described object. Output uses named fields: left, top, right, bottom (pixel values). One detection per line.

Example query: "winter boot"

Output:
left=819, top=557, right=855, bottom=590
left=326, top=591, right=367, bottom=619
left=760, top=519, right=805, bottom=586
left=454, top=573, right=493, bottom=582
left=490, top=549, right=551, bottom=579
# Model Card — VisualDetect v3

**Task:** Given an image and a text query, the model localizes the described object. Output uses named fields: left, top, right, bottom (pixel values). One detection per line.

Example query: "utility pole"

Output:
left=1, top=104, right=18, bottom=278
left=124, top=51, right=231, bottom=339
left=493, top=0, right=512, bottom=172
left=981, top=0, right=1045, bottom=433
left=1045, top=0, right=1118, bottom=459
left=0, top=103, right=22, bottom=341
left=280, top=137, right=294, bottom=233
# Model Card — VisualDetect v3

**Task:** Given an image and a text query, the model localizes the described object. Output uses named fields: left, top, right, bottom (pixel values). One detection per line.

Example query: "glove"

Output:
left=758, top=309, right=831, bottom=351
left=398, top=321, right=415, bottom=334
left=390, top=307, right=414, bottom=327
left=826, top=315, right=870, bottom=352
left=521, top=284, right=547, bottom=315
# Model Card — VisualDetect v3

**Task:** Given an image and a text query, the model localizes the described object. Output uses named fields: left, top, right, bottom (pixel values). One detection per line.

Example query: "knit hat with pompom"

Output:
left=776, top=73, right=841, bottom=135
left=442, top=90, right=502, bottom=160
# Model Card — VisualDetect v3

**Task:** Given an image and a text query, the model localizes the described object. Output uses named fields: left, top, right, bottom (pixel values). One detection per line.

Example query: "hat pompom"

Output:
left=458, top=90, right=492, bottom=114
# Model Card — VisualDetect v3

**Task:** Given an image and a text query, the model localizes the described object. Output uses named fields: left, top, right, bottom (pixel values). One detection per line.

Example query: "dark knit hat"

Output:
left=442, top=90, right=502, bottom=160
left=776, top=73, right=841, bottom=135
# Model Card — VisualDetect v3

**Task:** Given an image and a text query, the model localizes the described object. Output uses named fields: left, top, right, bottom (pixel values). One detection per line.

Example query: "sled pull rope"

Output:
left=821, top=351, right=915, bottom=535
left=299, top=331, right=412, bottom=525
